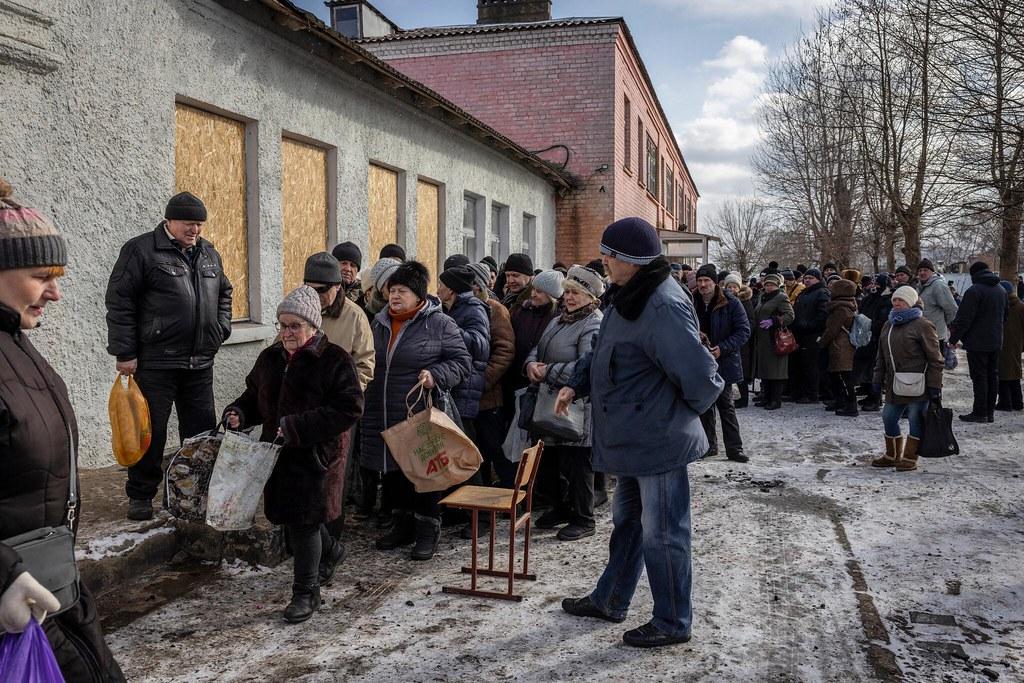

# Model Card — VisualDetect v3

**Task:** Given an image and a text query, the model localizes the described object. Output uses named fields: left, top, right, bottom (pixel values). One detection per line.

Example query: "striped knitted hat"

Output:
left=0, top=178, right=66, bottom=270
left=599, top=217, right=662, bottom=265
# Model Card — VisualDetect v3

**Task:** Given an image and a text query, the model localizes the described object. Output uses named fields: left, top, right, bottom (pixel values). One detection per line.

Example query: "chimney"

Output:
left=477, top=0, right=552, bottom=24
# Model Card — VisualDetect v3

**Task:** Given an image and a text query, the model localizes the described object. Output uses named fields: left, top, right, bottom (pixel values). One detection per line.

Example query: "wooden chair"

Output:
left=439, top=441, right=545, bottom=601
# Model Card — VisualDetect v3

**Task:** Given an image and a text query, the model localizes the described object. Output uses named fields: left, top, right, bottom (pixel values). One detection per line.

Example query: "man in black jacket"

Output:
left=788, top=269, right=830, bottom=403
left=950, top=261, right=1008, bottom=423
left=105, top=192, right=233, bottom=520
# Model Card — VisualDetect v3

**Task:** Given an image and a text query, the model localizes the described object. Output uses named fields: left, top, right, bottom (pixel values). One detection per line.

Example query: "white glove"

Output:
left=0, top=572, right=61, bottom=633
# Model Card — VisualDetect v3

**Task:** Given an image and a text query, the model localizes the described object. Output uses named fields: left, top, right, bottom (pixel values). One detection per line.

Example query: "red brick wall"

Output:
left=613, top=32, right=698, bottom=234
left=377, top=31, right=617, bottom=265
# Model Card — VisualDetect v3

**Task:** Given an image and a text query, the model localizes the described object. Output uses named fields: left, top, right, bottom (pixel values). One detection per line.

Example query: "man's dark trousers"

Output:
left=967, top=350, right=1000, bottom=418
left=127, top=367, right=216, bottom=501
left=699, top=385, right=743, bottom=456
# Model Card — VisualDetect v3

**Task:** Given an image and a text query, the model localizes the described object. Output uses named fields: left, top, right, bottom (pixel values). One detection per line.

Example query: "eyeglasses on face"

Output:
left=275, top=321, right=308, bottom=333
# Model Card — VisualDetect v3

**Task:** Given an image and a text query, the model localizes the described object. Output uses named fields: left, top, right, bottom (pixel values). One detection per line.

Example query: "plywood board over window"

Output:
left=368, top=164, right=398, bottom=263
left=174, top=103, right=249, bottom=320
left=416, top=180, right=440, bottom=291
left=282, top=138, right=328, bottom=294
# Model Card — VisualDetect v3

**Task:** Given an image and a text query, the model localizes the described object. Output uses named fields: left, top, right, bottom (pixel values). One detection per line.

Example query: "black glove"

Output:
left=928, top=387, right=941, bottom=400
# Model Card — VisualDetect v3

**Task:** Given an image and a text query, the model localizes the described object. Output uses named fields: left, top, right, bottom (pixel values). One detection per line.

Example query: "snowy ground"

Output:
left=106, top=352, right=1023, bottom=682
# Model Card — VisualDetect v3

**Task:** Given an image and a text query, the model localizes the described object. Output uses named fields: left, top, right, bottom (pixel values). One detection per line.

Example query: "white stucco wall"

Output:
left=1, top=0, right=558, bottom=468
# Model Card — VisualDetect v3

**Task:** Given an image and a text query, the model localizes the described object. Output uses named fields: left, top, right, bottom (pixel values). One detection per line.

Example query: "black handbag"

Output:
left=919, top=399, right=960, bottom=458
left=517, top=385, right=538, bottom=430
left=1, top=425, right=81, bottom=615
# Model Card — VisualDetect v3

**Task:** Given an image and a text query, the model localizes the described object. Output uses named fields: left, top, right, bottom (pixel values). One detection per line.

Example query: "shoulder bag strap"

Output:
left=66, top=424, right=77, bottom=529
left=886, top=324, right=899, bottom=374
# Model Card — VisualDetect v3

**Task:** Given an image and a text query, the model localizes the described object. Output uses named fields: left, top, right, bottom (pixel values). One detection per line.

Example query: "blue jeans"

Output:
left=882, top=400, right=929, bottom=439
left=589, top=466, right=693, bottom=638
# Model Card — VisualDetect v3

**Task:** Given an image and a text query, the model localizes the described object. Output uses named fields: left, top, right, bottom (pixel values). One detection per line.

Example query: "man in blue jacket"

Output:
left=693, top=264, right=751, bottom=462
left=950, top=261, right=1008, bottom=422
left=555, top=217, right=723, bottom=648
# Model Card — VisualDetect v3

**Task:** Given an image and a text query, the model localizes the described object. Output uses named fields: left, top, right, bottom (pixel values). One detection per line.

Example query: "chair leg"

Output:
left=488, top=511, right=496, bottom=571
left=522, top=512, right=532, bottom=577
left=507, top=514, right=516, bottom=596
left=470, top=509, right=479, bottom=591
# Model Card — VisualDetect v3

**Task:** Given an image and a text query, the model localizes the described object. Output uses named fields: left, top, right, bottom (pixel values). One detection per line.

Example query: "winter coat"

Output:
left=446, top=292, right=491, bottom=420
left=753, top=289, right=796, bottom=381
left=525, top=307, right=603, bottom=446
left=854, top=289, right=893, bottom=383
left=360, top=297, right=472, bottom=473
left=917, top=274, right=959, bottom=341
left=790, top=281, right=830, bottom=339
left=999, top=293, right=1024, bottom=380
left=502, top=293, right=559, bottom=408
left=949, top=269, right=1008, bottom=352
left=819, top=279, right=857, bottom=372
left=227, top=333, right=363, bottom=525
left=479, top=295, right=514, bottom=412
left=693, top=287, right=751, bottom=385
left=105, top=223, right=232, bottom=370
left=320, top=295, right=374, bottom=390
left=0, top=305, right=125, bottom=683
left=572, top=272, right=723, bottom=476
left=873, top=315, right=944, bottom=404
left=737, top=286, right=756, bottom=380
left=786, top=281, right=805, bottom=304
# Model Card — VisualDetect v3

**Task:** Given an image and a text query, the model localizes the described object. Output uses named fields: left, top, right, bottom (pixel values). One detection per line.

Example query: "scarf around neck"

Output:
left=613, top=257, right=672, bottom=321
left=889, top=307, right=923, bottom=326
left=560, top=301, right=598, bottom=324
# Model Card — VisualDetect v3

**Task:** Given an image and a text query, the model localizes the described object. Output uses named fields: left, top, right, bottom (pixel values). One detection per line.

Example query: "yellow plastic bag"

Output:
left=108, top=374, right=152, bottom=467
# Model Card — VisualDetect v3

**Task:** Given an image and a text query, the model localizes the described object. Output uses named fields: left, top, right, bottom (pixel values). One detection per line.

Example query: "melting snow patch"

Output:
left=77, top=525, right=174, bottom=561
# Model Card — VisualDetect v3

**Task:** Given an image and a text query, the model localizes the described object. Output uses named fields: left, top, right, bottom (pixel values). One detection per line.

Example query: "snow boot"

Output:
left=871, top=435, right=903, bottom=468
left=410, top=514, right=441, bottom=561
left=318, top=538, right=347, bottom=585
left=835, top=399, right=859, bottom=417
left=375, top=510, right=415, bottom=550
left=860, top=394, right=882, bottom=412
left=896, top=436, right=919, bottom=472
left=283, top=583, right=320, bottom=623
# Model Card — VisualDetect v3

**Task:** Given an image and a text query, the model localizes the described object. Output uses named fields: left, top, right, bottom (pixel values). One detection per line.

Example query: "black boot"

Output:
left=835, top=399, right=859, bottom=417
left=375, top=511, right=415, bottom=550
left=410, top=515, right=441, bottom=561
left=995, top=381, right=1014, bottom=411
left=734, top=382, right=749, bottom=409
left=318, top=538, right=347, bottom=585
left=283, top=583, right=320, bottom=623
left=860, top=394, right=881, bottom=412
left=593, top=472, right=608, bottom=507
left=764, top=381, right=782, bottom=410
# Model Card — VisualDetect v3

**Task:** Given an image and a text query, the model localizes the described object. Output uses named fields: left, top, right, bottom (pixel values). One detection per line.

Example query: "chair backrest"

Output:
left=515, top=441, right=544, bottom=491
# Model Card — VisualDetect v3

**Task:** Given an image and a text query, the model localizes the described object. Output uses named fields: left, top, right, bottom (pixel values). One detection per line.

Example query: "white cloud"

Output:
left=677, top=35, right=772, bottom=230
left=643, top=0, right=831, bottom=19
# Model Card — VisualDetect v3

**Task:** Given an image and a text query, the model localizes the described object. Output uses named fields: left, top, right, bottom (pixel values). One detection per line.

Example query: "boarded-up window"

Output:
left=174, top=103, right=249, bottom=320
left=281, top=138, right=328, bottom=294
left=416, top=180, right=440, bottom=290
left=368, top=164, right=398, bottom=263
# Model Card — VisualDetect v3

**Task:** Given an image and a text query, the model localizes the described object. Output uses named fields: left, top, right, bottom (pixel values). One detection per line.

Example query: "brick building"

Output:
left=330, top=0, right=711, bottom=266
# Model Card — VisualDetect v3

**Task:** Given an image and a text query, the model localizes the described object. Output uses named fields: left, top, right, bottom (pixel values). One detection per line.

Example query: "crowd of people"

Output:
left=3, top=177, right=1024, bottom=679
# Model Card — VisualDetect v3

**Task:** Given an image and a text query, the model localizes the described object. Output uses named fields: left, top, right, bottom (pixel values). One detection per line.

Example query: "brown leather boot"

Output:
left=871, top=435, right=902, bottom=467
left=896, top=436, right=919, bottom=472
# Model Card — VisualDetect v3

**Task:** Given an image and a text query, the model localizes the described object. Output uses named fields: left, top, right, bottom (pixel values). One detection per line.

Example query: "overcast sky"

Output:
left=291, top=0, right=830, bottom=228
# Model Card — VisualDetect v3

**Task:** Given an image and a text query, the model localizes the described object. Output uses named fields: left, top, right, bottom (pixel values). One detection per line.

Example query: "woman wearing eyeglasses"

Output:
left=224, top=285, right=364, bottom=624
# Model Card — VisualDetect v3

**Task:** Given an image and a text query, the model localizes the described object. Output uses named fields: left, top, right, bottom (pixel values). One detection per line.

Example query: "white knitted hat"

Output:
left=532, top=270, right=565, bottom=298
left=892, top=285, right=919, bottom=307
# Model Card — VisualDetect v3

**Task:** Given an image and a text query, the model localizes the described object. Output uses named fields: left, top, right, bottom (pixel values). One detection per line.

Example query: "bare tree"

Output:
left=707, top=197, right=775, bottom=279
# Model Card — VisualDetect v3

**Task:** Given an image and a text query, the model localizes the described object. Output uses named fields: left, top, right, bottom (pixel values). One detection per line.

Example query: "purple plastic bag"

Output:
left=0, top=618, right=65, bottom=682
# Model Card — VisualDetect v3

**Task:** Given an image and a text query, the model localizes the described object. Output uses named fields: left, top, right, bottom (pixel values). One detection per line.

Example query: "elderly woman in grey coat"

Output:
left=525, top=265, right=604, bottom=541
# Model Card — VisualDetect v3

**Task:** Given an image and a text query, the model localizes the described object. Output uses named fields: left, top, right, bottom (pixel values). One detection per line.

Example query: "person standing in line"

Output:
left=753, top=273, right=796, bottom=411
left=789, top=269, right=830, bottom=404
left=557, top=217, right=723, bottom=648
left=362, top=261, right=472, bottom=561
left=949, top=261, right=1008, bottom=423
left=893, top=265, right=914, bottom=288
left=722, top=273, right=755, bottom=408
left=693, top=265, right=751, bottom=461
left=0, top=178, right=126, bottom=681
left=465, top=262, right=517, bottom=487
left=501, top=267, right=561, bottom=427
left=501, top=253, right=536, bottom=311
left=915, top=259, right=958, bottom=356
left=854, top=274, right=893, bottom=411
left=436, top=264, right=491, bottom=441
left=105, top=192, right=232, bottom=521
left=819, top=278, right=859, bottom=416
left=996, top=280, right=1024, bottom=411
left=525, top=265, right=604, bottom=540
left=870, top=286, right=943, bottom=472
left=331, top=241, right=367, bottom=309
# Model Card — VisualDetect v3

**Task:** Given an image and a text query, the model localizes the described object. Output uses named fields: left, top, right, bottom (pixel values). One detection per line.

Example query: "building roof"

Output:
left=223, top=0, right=574, bottom=190
left=355, top=16, right=699, bottom=198
left=355, top=17, right=621, bottom=43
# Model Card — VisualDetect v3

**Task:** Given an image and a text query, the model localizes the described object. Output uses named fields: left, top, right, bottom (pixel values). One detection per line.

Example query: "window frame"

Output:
left=623, top=97, right=632, bottom=173
left=645, top=135, right=658, bottom=199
